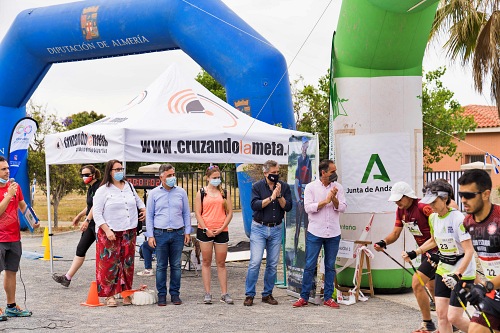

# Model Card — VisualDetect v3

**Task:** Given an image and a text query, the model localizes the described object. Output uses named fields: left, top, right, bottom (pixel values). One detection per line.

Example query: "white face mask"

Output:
left=0, top=178, right=7, bottom=184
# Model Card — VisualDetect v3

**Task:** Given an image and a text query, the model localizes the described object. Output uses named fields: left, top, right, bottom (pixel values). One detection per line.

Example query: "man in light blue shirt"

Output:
left=146, top=164, right=191, bottom=306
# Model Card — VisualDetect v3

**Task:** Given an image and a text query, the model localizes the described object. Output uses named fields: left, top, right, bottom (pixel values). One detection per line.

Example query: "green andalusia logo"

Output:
left=361, top=154, right=390, bottom=183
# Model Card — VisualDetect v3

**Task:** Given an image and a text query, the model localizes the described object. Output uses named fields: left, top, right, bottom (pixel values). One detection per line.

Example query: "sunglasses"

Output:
left=81, top=173, right=92, bottom=177
left=458, top=191, right=482, bottom=199
left=208, top=165, right=219, bottom=170
left=112, top=168, right=125, bottom=172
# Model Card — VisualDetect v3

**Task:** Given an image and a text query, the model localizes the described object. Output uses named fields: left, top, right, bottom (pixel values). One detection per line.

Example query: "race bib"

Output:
left=403, top=220, right=423, bottom=236
left=435, top=237, right=459, bottom=256
left=479, top=258, right=500, bottom=280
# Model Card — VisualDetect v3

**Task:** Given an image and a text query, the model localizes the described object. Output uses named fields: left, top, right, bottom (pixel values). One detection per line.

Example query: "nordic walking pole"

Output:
left=381, top=250, right=414, bottom=276
left=460, top=285, right=494, bottom=333
left=408, top=260, right=435, bottom=303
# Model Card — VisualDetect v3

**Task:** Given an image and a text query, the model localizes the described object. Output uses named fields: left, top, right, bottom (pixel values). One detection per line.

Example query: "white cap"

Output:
left=387, top=181, right=417, bottom=202
left=419, top=189, right=449, bottom=205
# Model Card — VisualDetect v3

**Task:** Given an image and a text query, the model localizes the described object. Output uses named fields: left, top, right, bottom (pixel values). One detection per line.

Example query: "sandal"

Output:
left=123, top=296, right=132, bottom=306
left=105, top=296, right=117, bottom=307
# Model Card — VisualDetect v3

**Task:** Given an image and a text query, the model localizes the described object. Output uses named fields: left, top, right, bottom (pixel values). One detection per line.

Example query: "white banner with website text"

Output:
left=339, top=133, right=412, bottom=213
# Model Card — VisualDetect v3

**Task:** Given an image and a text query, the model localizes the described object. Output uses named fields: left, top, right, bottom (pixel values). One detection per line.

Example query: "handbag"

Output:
left=127, top=182, right=144, bottom=235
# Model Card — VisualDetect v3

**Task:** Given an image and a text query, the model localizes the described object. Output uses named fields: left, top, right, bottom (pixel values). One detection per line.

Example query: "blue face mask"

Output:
left=0, top=178, right=7, bottom=184
left=165, top=176, right=176, bottom=187
left=113, top=172, right=124, bottom=181
left=210, top=179, right=221, bottom=187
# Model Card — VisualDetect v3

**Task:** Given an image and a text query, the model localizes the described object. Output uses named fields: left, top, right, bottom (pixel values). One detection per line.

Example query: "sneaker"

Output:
left=136, top=269, right=154, bottom=276
left=220, top=293, right=234, bottom=304
left=243, top=296, right=254, bottom=306
left=261, top=294, right=278, bottom=305
left=52, top=273, right=71, bottom=287
left=0, top=308, right=7, bottom=321
left=323, top=298, right=340, bottom=309
left=204, top=293, right=212, bottom=304
left=171, top=295, right=182, bottom=305
left=5, top=306, right=32, bottom=317
left=412, top=321, right=436, bottom=333
left=292, top=298, right=309, bottom=308
left=430, top=300, right=436, bottom=311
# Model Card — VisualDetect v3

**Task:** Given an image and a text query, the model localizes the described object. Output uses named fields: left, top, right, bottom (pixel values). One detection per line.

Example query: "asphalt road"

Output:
left=0, top=213, right=441, bottom=333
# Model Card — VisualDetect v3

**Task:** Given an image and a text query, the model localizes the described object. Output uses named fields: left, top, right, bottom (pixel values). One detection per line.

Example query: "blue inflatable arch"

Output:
left=0, top=0, right=296, bottom=233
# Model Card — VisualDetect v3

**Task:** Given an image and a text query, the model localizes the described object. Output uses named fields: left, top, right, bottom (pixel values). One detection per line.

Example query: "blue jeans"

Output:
left=245, top=221, right=282, bottom=297
left=141, top=241, right=154, bottom=270
left=154, top=228, right=185, bottom=297
left=300, top=232, right=341, bottom=301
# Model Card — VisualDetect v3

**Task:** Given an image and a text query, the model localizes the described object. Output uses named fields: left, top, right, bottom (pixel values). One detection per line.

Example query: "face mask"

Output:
left=83, top=176, right=93, bottom=184
left=329, top=172, right=338, bottom=183
left=113, top=172, right=124, bottom=181
left=165, top=176, right=176, bottom=187
left=210, top=179, right=221, bottom=187
left=0, top=178, right=7, bottom=184
left=267, top=173, right=279, bottom=183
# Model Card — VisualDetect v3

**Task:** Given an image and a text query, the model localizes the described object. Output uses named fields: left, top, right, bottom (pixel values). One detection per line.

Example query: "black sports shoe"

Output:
left=52, top=273, right=71, bottom=287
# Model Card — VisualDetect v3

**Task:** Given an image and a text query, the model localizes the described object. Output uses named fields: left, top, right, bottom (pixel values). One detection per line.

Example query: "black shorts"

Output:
left=470, top=296, right=500, bottom=330
left=0, top=241, right=22, bottom=272
left=417, top=254, right=436, bottom=280
left=434, top=273, right=471, bottom=308
left=196, top=229, right=229, bottom=244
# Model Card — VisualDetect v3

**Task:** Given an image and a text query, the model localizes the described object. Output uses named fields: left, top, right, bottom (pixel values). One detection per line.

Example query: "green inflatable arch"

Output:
left=333, top=0, right=439, bottom=291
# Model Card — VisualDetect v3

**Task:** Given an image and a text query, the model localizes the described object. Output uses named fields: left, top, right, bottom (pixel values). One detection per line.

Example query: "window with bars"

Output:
left=467, top=154, right=485, bottom=163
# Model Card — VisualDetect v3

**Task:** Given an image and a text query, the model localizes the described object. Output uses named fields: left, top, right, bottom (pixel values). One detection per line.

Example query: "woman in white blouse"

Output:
left=92, top=159, right=146, bottom=307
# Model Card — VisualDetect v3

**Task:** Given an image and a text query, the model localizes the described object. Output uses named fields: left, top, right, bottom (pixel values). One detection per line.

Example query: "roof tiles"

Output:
left=463, top=105, right=500, bottom=128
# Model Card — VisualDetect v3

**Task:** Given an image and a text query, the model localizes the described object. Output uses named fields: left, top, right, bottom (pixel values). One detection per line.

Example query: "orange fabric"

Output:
left=200, top=191, right=227, bottom=231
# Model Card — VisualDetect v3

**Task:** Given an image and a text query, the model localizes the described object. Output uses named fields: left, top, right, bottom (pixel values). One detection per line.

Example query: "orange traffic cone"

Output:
left=81, top=281, right=104, bottom=307
left=41, top=227, right=49, bottom=247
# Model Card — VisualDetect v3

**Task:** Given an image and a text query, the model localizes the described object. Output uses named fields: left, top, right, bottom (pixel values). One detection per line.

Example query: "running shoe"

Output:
left=220, top=293, right=234, bottom=304
left=204, top=293, right=212, bottom=304
left=5, top=306, right=32, bottom=317
left=412, top=321, right=436, bottom=332
left=136, top=269, right=154, bottom=276
left=52, top=273, right=71, bottom=287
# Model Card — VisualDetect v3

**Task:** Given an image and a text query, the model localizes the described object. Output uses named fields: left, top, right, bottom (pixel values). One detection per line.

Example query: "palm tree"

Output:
left=429, top=0, right=500, bottom=116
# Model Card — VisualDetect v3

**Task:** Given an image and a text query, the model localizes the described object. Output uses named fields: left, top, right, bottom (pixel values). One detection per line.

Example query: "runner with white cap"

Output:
left=374, top=181, right=437, bottom=333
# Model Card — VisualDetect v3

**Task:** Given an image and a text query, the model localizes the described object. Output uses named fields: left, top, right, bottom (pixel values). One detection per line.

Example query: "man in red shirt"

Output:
left=0, top=156, right=36, bottom=320
left=374, top=181, right=437, bottom=333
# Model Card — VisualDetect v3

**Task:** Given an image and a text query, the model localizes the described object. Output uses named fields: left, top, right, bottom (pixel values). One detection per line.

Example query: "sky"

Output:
left=0, top=0, right=494, bottom=120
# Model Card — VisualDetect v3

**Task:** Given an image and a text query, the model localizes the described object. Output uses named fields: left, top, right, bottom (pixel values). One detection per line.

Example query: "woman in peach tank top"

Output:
left=194, top=166, right=234, bottom=304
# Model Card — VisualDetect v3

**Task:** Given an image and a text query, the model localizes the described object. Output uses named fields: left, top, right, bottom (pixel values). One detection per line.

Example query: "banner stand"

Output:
left=275, top=220, right=288, bottom=289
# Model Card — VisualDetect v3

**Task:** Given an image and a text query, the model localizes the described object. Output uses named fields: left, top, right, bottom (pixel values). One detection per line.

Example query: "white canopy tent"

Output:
left=44, top=64, right=314, bottom=270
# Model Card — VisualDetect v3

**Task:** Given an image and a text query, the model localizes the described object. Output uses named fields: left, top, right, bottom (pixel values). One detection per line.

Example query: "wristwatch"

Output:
left=85, top=218, right=91, bottom=223
left=485, top=280, right=494, bottom=292
left=203, top=228, right=208, bottom=234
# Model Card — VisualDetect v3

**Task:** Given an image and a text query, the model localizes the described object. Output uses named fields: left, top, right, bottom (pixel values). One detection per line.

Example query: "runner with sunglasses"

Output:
left=458, top=169, right=500, bottom=333
left=52, top=165, right=101, bottom=287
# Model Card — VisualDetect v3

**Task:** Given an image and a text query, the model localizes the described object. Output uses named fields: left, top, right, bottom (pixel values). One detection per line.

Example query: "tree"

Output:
left=195, top=69, right=227, bottom=101
left=293, top=72, right=330, bottom=159
left=27, top=104, right=106, bottom=227
left=62, top=110, right=106, bottom=130
left=430, top=0, right=500, bottom=116
left=421, top=68, right=477, bottom=170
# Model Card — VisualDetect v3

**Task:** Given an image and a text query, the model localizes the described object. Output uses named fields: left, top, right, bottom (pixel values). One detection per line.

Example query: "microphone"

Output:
left=9, top=178, right=15, bottom=184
